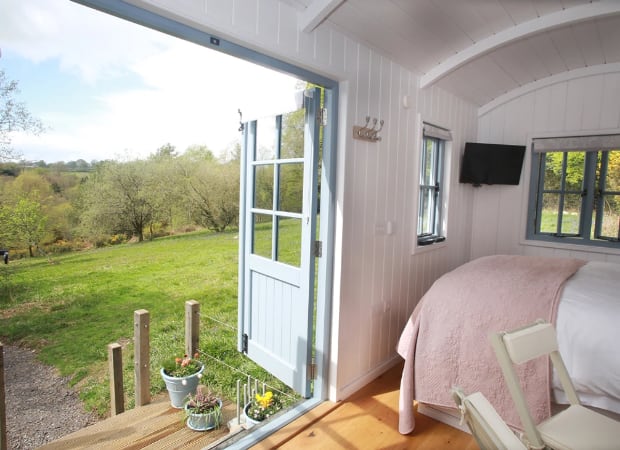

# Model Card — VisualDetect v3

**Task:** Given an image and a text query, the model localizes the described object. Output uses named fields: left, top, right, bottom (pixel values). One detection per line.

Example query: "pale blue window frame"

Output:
left=527, top=138, right=620, bottom=249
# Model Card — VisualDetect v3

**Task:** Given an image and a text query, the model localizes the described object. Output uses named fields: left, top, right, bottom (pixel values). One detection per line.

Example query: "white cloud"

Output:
left=0, top=0, right=168, bottom=84
left=1, top=0, right=304, bottom=162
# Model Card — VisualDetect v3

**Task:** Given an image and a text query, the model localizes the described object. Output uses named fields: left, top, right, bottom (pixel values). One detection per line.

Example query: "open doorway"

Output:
left=1, top=0, right=336, bottom=447
left=79, top=0, right=338, bottom=426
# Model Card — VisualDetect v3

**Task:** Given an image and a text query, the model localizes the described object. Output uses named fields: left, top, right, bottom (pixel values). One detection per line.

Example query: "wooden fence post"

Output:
left=108, top=343, right=124, bottom=415
left=185, top=300, right=200, bottom=357
left=134, top=309, right=150, bottom=407
left=0, top=342, right=7, bottom=450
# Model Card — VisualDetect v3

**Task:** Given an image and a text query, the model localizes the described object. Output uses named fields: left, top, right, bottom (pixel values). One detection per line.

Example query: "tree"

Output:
left=11, top=170, right=53, bottom=200
left=77, top=157, right=187, bottom=242
left=75, top=165, right=118, bottom=243
left=78, top=160, right=156, bottom=242
left=147, top=156, right=185, bottom=238
left=183, top=144, right=216, bottom=162
left=279, top=108, right=305, bottom=213
left=149, top=143, right=177, bottom=161
left=178, top=154, right=239, bottom=232
left=0, top=69, right=44, bottom=161
left=8, top=196, right=47, bottom=257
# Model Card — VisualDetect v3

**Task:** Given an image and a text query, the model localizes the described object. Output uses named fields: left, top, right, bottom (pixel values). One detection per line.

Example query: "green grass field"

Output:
left=0, top=227, right=298, bottom=416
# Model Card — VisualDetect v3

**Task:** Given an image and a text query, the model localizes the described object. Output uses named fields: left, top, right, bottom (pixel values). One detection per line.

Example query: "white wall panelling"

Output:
left=475, top=66, right=620, bottom=264
left=126, top=0, right=478, bottom=400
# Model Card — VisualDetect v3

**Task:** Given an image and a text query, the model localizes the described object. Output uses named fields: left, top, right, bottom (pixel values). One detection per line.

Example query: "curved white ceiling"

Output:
left=293, top=0, right=620, bottom=107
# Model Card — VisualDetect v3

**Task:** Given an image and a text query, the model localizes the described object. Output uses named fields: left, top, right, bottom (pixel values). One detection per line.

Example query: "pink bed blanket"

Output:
left=397, top=255, right=585, bottom=434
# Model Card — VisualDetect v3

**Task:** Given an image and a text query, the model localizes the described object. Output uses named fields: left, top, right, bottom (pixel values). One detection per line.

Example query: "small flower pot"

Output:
left=185, top=399, right=223, bottom=431
left=244, top=403, right=263, bottom=426
left=160, top=363, right=204, bottom=408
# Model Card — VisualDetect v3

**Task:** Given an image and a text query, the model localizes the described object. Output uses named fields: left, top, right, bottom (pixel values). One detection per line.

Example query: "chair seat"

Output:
left=538, top=404, right=620, bottom=450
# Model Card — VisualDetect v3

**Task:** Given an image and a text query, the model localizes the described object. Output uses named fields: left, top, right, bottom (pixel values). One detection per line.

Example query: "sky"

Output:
left=0, top=0, right=303, bottom=163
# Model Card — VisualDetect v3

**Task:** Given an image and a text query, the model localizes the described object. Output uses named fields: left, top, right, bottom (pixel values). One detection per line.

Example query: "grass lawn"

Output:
left=540, top=209, right=579, bottom=234
left=0, top=228, right=298, bottom=416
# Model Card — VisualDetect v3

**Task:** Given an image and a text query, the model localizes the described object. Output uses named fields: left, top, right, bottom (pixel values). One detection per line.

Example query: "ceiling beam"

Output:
left=299, top=0, right=345, bottom=33
left=420, top=1, right=620, bottom=89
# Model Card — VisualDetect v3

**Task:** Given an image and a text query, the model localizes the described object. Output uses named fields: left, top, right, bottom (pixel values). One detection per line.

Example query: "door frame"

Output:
left=74, top=0, right=338, bottom=444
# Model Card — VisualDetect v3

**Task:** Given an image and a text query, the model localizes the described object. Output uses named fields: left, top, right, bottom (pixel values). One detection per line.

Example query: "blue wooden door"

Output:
left=238, top=88, right=320, bottom=397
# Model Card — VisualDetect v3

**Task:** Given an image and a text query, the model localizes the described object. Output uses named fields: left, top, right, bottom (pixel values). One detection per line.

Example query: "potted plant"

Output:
left=184, top=385, right=223, bottom=431
left=244, top=391, right=282, bottom=425
left=160, top=353, right=204, bottom=408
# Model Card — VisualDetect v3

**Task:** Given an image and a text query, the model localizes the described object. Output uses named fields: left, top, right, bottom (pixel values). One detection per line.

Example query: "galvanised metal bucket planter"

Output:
left=160, top=363, right=204, bottom=408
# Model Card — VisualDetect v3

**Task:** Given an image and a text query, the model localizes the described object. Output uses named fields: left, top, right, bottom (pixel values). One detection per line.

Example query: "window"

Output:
left=527, top=134, right=620, bottom=248
left=417, top=123, right=451, bottom=246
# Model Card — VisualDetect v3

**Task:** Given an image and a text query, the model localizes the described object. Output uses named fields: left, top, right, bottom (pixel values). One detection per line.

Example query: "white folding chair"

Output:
left=490, top=319, right=620, bottom=450
left=452, top=387, right=526, bottom=450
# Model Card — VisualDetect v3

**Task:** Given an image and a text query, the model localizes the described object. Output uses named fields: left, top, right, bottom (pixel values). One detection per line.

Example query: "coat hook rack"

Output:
left=353, top=116, right=384, bottom=142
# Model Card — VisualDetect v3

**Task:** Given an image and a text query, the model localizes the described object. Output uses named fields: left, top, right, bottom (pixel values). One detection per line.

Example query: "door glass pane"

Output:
left=281, top=109, right=304, bottom=158
left=256, top=117, right=278, bottom=161
left=278, top=163, right=303, bottom=213
left=254, top=165, right=274, bottom=210
left=276, top=217, right=301, bottom=267
left=252, top=213, right=272, bottom=259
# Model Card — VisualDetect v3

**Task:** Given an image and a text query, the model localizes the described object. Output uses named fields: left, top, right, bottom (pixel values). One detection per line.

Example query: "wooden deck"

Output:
left=41, top=363, right=476, bottom=449
left=38, top=396, right=240, bottom=450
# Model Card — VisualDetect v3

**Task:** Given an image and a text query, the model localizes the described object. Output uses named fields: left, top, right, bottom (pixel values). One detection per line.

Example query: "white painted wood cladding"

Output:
left=476, top=68, right=620, bottom=265
left=131, top=0, right=478, bottom=400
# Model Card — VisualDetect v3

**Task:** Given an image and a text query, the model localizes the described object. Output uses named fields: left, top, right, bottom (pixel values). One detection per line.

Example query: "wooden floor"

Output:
left=41, top=363, right=476, bottom=449
left=253, top=363, right=477, bottom=449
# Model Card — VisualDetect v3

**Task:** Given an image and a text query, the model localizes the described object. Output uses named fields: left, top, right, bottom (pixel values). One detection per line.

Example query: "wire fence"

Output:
left=198, top=314, right=297, bottom=402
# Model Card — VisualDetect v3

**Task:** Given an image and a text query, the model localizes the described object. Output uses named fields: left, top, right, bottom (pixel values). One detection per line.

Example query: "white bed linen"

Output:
left=554, top=261, right=620, bottom=414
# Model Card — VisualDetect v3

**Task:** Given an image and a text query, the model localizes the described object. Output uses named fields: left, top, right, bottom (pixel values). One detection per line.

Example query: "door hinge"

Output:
left=313, top=240, right=322, bottom=258
left=308, top=361, right=317, bottom=380
left=319, top=108, right=327, bottom=126
left=242, top=333, right=248, bottom=353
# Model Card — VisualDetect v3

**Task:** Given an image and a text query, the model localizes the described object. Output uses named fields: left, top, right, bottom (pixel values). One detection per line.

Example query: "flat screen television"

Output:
left=459, top=142, right=526, bottom=187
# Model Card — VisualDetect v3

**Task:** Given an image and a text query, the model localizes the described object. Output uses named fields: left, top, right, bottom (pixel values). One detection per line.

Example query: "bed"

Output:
left=397, top=254, right=620, bottom=435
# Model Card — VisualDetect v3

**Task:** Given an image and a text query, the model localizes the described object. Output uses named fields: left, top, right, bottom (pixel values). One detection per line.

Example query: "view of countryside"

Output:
left=0, top=0, right=310, bottom=447
left=540, top=151, right=620, bottom=239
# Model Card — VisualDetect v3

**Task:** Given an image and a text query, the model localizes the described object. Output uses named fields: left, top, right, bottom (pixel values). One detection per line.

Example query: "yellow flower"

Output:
left=255, top=391, right=273, bottom=408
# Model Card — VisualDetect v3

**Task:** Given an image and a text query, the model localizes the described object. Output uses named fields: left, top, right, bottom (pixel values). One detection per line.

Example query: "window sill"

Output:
left=519, top=238, right=620, bottom=257
left=412, top=238, right=447, bottom=255
left=417, top=235, right=445, bottom=246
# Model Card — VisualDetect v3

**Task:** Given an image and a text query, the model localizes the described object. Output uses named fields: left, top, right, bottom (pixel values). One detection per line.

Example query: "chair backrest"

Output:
left=490, top=319, right=581, bottom=450
left=452, top=387, right=526, bottom=450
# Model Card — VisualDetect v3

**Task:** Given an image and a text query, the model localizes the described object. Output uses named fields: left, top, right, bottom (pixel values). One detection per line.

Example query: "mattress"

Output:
left=554, top=261, right=620, bottom=414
